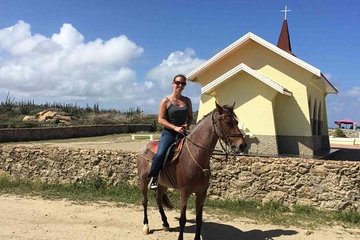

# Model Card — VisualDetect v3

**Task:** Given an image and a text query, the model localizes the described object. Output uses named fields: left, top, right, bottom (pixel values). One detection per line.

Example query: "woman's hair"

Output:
left=173, top=74, right=186, bottom=82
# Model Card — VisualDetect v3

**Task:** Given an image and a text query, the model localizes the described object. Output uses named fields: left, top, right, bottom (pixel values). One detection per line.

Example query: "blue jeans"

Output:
left=148, top=128, right=178, bottom=178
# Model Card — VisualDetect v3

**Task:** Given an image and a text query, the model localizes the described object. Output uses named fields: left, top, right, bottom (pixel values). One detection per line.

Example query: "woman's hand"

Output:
left=174, top=125, right=187, bottom=134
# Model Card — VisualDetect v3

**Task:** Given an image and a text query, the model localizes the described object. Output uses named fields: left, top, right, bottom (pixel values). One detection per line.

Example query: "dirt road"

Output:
left=0, top=195, right=358, bottom=240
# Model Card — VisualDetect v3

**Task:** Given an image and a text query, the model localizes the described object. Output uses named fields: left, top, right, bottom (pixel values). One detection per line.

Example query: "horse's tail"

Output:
left=162, top=193, right=174, bottom=210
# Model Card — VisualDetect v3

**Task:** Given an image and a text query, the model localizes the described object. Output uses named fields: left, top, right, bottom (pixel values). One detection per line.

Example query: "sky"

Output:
left=0, top=0, right=359, bottom=127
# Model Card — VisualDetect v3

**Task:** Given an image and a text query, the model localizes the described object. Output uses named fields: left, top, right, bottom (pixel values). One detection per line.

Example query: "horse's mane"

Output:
left=197, top=110, right=214, bottom=124
left=189, top=109, right=215, bottom=134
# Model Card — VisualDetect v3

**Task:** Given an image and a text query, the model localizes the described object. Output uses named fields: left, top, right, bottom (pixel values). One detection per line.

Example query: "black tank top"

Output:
left=166, top=97, right=188, bottom=127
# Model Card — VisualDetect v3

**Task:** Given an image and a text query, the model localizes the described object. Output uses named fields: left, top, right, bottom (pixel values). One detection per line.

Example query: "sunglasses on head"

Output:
left=173, top=80, right=186, bottom=86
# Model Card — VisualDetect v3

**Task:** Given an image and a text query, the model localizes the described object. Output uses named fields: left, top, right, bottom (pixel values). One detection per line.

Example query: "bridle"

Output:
left=185, top=110, right=244, bottom=160
left=212, top=111, right=244, bottom=144
left=211, top=111, right=244, bottom=157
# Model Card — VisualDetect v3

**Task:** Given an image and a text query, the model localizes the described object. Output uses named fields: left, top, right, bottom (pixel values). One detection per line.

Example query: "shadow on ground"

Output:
left=327, top=147, right=360, bottom=161
left=170, top=220, right=298, bottom=240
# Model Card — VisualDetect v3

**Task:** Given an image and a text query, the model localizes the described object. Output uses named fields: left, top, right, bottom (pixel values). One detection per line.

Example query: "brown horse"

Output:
left=137, top=102, right=247, bottom=240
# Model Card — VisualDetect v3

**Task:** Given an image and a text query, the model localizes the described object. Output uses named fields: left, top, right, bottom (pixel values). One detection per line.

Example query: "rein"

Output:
left=184, top=110, right=244, bottom=166
left=185, top=140, right=211, bottom=175
left=212, top=112, right=244, bottom=159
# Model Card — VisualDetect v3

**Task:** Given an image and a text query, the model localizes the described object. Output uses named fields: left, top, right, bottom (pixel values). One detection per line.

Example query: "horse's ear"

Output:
left=215, top=101, right=223, bottom=114
left=231, top=102, right=235, bottom=109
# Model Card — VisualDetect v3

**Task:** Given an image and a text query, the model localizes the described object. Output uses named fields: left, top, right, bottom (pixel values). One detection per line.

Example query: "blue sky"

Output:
left=0, top=0, right=359, bottom=127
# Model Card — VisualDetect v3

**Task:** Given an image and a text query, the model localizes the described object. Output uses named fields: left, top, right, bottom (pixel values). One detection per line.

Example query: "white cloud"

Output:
left=147, top=48, right=205, bottom=89
left=0, top=20, right=145, bottom=108
left=0, top=21, right=205, bottom=114
left=347, top=86, right=360, bottom=99
left=144, top=48, right=204, bottom=112
left=51, top=23, right=84, bottom=49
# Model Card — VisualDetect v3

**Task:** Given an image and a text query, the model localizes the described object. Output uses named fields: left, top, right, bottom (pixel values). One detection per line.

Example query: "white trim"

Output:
left=329, top=137, right=356, bottom=145
left=131, top=134, right=153, bottom=141
left=201, top=63, right=292, bottom=96
left=187, top=32, right=337, bottom=94
left=187, top=33, right=253, bottom=79
left=320, top=75, right=338, bottom=94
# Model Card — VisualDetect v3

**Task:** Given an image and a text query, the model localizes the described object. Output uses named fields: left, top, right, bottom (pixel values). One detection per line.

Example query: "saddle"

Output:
left=144, top=137, right=185, bottom=168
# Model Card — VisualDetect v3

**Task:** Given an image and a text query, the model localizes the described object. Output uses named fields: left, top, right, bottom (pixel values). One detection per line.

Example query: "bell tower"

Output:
left=277, top=6, right=295, bottom=56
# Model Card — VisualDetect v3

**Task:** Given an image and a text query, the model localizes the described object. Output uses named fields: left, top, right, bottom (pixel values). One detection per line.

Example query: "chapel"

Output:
left=187, top=11, right=337, bottom=156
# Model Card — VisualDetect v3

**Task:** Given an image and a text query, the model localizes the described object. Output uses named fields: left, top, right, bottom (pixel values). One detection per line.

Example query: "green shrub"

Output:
left=333, top=128, right=346, bottom=138
left=334, top=210, right=360, bottom=224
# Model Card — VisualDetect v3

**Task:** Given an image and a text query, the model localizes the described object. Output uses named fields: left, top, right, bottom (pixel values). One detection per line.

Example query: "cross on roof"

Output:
left=281, top=5, right=291, bottom=20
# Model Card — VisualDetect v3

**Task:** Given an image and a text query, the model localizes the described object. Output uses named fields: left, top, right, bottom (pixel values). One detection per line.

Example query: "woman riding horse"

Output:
left=138, top=99, right=247, bottom=240
left=148, top=74, right=193, bottom=190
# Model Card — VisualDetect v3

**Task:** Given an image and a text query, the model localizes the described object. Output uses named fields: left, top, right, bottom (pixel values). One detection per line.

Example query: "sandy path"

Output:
left=0, top=195, right=358, bottom=240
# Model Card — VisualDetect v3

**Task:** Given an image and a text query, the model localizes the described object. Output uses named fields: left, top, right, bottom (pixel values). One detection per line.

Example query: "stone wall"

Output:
left=0, top=124, right=153, bottom=143
left=0, top=145, right=358, bottom=212
left=329, top=129, right=360, bottom=138
left=276, top=135, right=314, bottom=156
left=209, top=156, right=359, bottom=212
left=249, top=134, right=331, bottom=157
left=0, top=145, right=139, bottom=186
left=246, top=135, right=278, bottom=155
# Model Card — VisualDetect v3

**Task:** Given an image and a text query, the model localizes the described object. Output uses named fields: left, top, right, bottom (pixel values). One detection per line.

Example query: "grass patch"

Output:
left=1, top=175, right=359, bottom=228
left=205, top=198, right=360, bottom=228
left=0, top=175, right=143, bottom=204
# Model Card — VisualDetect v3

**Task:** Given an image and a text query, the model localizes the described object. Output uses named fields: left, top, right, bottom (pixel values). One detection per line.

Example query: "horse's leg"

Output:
left=140, top=172, right=150, bottom=234
left=178, top=190, right=191, bottom=240
left=155, top=185, right=170, bottom=231
left=194, top=189, right=207, bottom=240
left=137, top=158, right=149, bottom=235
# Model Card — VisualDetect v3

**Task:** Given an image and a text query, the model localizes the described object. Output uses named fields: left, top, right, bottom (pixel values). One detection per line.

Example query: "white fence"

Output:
left=329, top=136, right=360, bottom=146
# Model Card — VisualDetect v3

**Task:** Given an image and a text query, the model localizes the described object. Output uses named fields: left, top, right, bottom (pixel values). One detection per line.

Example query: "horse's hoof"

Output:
left=143, top=224, right=149, bottom=235
left=163, top=225, right=170, bottom=232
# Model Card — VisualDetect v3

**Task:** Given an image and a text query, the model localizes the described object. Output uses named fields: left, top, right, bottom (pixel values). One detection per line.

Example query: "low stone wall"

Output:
left=0, top=124, right=153, bottom=143
left=329, top=129, right=360, bottom=138
left=209, top=156, right=359, bottom=212
left=0, top=145, right=358, bottom=212
left=0, top=145, right=139, bottom=187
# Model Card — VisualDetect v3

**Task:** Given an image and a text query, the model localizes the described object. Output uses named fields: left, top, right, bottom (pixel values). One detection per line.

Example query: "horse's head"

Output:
left=213, top=102, right=247, bottom=153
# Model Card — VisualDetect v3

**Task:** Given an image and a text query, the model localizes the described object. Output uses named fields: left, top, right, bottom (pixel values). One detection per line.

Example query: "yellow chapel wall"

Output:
left=198, top=93, right=216, bottom=120
left=199, top=72, right=278, bottom=135
left=263, top=64, right=313, bottom=137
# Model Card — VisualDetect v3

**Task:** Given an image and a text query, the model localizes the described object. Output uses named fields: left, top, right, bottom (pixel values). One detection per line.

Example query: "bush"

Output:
left=0, top=97, right=157, bottom=128
left=333, top=128, right=346, bottom=138
left=0, top=92, right=15, bottom=113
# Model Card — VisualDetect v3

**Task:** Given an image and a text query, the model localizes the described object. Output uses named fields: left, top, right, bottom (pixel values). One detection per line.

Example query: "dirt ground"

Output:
left=2, top=134, right=359, bottom=239
left=0, top=195, right=359, bottom=240
left=6, top=133, right=360, bottom=160
left=5, top=134, right=154, bottom=153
